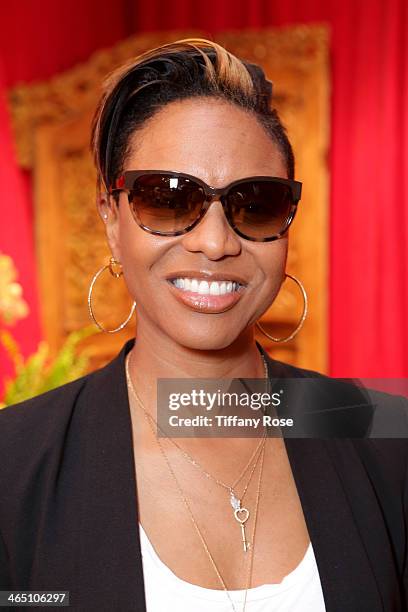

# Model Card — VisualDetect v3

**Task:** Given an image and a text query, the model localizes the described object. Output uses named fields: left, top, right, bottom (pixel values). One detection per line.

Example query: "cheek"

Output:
left=117, top=214, right=157, bottom=286
left=116, top=212, right=176, bottom=306
left=258, top=244, right=287, bottom=310
left=255, top=240, right=288, bottom=290
left=241, top=241, right=288, bottom=327
left=117, top=201, right=157, bottom=263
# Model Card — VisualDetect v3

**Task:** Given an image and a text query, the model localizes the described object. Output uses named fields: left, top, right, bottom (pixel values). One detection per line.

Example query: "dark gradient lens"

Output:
left=128, top=174, right=205, bottom=233
left=227, top=181, right=293, bottom=240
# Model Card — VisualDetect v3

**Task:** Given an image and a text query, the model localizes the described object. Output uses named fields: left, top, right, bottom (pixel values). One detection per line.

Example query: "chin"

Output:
left=167, top=324, right=244, bottom=352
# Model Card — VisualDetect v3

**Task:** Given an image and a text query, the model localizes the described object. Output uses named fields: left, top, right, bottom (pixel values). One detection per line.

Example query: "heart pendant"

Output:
left=234, top=506, right=250, bottom=524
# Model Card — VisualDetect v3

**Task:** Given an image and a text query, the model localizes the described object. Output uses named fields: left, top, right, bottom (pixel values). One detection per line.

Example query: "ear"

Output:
left=97, top=193, right=122, bottom=261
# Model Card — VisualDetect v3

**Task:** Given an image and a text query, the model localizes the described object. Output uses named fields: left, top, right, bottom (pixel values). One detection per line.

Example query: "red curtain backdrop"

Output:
left=0, top=1, right=132, bottom=392
left=1, top=0, right=407, bottom=388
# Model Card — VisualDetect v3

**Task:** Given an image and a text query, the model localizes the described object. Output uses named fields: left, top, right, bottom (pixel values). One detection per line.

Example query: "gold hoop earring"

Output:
left=256, top=273, right=308, bottom=343
left=88, top=257, right=136, bottom=333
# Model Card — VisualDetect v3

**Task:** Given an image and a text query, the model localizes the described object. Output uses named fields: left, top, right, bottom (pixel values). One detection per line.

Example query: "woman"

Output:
left=0, top=38, right=407, bottom=612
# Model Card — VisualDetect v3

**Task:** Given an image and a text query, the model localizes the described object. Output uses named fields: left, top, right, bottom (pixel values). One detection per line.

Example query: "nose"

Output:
left=180, top=200, right=242, bottom=260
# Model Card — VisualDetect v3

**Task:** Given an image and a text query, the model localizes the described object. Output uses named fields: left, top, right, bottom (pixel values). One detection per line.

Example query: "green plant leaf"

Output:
left=1, top=325, right=99, bottom=407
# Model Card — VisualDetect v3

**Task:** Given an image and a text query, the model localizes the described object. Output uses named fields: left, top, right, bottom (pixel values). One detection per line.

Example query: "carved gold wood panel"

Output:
left=10, top=26, right=329, bottom=372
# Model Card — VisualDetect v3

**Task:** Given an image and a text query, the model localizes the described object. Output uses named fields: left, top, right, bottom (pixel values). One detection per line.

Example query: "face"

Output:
left=100, top=98, right=289, bottom=351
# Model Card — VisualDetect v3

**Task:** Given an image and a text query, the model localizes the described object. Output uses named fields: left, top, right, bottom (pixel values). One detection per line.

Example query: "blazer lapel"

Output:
left=260, top=347, right=389, bottom=611
left=76, top=338, right=146, bottom=611
left=284, top=438, right=385, bottom=612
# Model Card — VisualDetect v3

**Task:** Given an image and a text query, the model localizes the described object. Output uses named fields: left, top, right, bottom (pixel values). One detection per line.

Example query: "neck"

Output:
left=127, top=319, right=266, bottom=413
left=130, top=322, right=265, bottom=378
left=126, top=320, right=269, bottom=457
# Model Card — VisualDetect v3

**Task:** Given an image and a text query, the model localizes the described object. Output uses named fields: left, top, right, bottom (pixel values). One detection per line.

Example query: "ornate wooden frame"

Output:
left=9, top=25, right=330, bottom=372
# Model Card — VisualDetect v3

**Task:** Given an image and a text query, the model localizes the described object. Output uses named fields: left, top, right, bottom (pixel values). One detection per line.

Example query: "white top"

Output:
left=138, top=523, right=327, bottom=611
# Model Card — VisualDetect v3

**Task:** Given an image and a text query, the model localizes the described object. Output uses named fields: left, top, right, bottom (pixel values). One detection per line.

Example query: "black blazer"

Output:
left=1, top=338, right=407, bottom=611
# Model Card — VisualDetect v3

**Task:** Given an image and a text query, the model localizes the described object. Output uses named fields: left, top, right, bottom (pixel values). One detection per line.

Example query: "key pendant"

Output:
left=234, top=507, right=250, bottom=552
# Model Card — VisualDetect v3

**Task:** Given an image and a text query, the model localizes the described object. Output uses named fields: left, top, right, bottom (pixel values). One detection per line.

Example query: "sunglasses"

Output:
left=109, top=170, right=302, bottom=242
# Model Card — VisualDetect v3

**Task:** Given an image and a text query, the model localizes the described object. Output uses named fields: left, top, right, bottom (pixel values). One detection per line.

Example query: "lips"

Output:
left=166, top=271, right=247, bottom=313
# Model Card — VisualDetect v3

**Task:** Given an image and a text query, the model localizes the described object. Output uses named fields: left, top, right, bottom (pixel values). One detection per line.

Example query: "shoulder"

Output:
left=0, top=373, right=90, bottom=436
left=0, top=338, right=133, bottom=438
left=0, top=374, right=95, bottom=556
left=350, top=438, right=408, bottom=487
left=261, top=346, right=325, bottom=380
left=263, top=347, right=408, bottom=440
left=0, top=373, right=94, bottom=486
left=0, top=339, right=132, bottom=481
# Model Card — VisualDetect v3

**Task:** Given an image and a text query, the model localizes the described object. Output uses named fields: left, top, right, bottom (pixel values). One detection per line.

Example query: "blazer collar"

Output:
left=76, top=338, right=385, bottom=611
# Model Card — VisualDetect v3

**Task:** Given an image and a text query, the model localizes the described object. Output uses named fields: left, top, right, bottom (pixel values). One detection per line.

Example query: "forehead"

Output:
left=125, top=98, right=287, bottom=185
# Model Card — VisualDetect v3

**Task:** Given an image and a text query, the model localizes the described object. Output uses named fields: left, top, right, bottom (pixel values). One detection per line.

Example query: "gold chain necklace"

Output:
left=129, top=380, right=266, bottom=612
left=126, top=352, right=268, bottom=552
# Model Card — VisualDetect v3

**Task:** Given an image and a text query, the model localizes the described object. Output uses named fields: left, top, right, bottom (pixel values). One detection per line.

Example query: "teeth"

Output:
left=171, top=278, right=241, bottom=295
left=210, top=281, right=220, bottom=296
left=198, top=281, right=209, bottom=294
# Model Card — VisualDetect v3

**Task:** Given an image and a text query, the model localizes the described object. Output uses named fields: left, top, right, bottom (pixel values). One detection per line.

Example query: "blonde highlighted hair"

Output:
left=91, top=38, right=294, bottom=192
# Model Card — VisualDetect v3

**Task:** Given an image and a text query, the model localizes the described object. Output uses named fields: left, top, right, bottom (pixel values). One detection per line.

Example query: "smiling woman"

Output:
left=0, top=38, right=407, bottom=612
left=100, top=96, right=292, bottom=350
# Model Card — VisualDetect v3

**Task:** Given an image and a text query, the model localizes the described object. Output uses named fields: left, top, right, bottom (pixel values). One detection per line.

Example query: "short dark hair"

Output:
left=91, top=38, right=295, bottom=194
